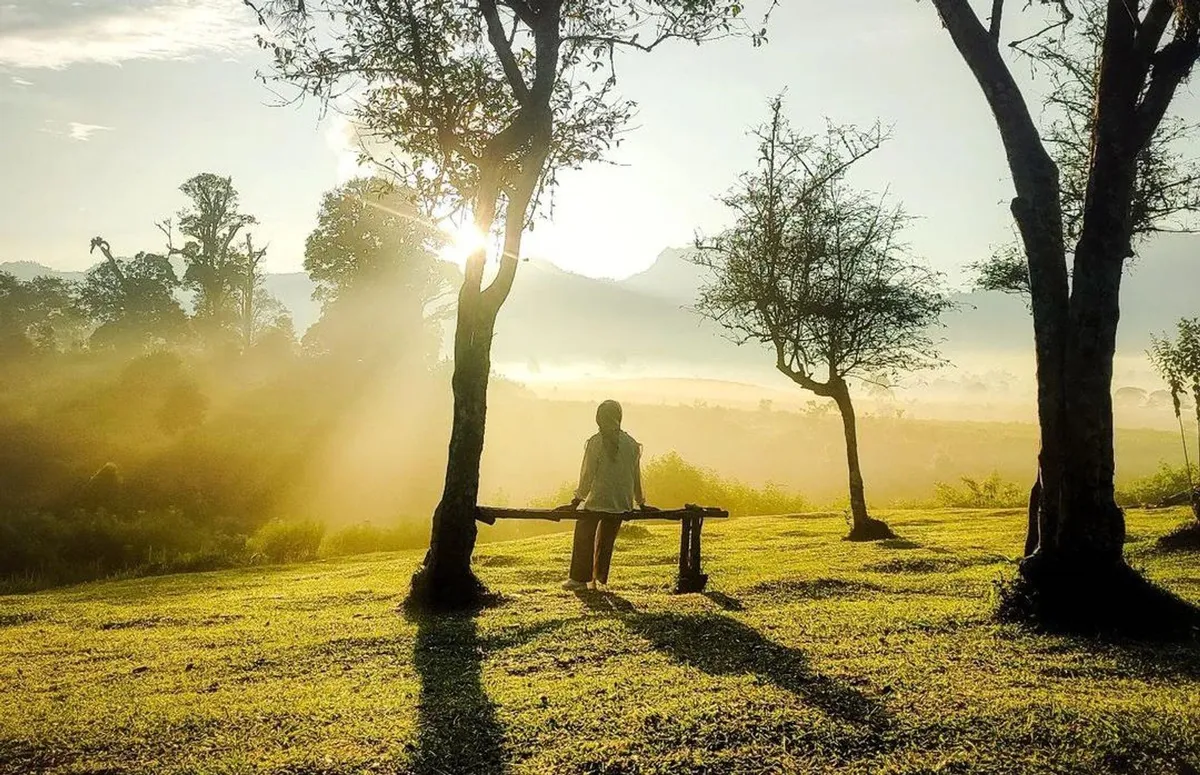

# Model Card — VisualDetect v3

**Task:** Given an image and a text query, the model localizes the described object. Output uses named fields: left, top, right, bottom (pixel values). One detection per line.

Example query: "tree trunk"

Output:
left=409, top=151, right=544, bottom=610
left=1026, top=1, right=1140, bottom=571
left=418, top=301, right=494, bottom=603
left=832, top=383, right=891, bottom=540
left=832, top=387, right=868, bottom=528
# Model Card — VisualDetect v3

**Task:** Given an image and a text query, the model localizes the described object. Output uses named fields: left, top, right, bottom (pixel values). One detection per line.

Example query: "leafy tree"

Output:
left=693, top=98, right=950, bottom=540
left=176, top=173, right=258, bottom=337
left=250, top=0, right=762, bottom=608
left=1148, top=317, right=1200, bottom=520
left=81, top=238, right=187, bottom=350
left=969, top=3, right=1200, bottom=297
left=928, top=0, right=1200, bottom=632
left=302, top=178, right=453, bottom=366
left=0, top=272, right=88, bottom=355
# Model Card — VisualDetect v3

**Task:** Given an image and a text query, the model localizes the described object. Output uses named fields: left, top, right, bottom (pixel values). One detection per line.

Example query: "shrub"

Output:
left=320, top=522, right=426, bottom=557
left=246, top=519, right=324, bottom=564
left=0, top=507, right=246, bottom=591
left=535, top=451, right=808, bottom=517
left=933, top=473, right=1025, bottom=508
left=1116, top=463, right=1197, bottom=507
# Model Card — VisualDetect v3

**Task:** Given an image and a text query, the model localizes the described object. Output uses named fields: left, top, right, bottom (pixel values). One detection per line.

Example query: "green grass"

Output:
left=3, top=509, right=1200, bottom=774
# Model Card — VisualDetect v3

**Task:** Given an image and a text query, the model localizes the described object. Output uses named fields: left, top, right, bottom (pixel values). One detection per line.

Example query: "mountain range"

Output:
left=5, top=235, right=1198, bottom=386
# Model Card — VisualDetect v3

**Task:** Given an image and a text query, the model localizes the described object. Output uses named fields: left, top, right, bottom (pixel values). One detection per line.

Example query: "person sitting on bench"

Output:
left=559, top=400, right=656, bottom=592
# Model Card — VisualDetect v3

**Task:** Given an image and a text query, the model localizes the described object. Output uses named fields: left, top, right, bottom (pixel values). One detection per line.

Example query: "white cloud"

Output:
left=68, top=122, right=112, bottom=141
left=41, top=120, right=114, bottom=141
left=0, top=1, right=254, bottom=70
left=10, top=76, right=33, bottom=87
left=326, top=115, right=376, bottom=184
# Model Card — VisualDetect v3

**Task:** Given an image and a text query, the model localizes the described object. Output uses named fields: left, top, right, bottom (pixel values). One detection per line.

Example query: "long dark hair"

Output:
left=596, top=400, right=623, bottom=461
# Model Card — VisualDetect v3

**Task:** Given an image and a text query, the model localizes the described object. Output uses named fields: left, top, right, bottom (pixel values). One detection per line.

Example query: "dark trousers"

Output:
left=568, top=516, right=621, bottom=584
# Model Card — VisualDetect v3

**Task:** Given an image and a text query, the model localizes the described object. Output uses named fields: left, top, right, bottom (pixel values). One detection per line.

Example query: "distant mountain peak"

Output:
left=0, top=261, right=87, bottom=282
left=621, top=246, right=705, bottom=302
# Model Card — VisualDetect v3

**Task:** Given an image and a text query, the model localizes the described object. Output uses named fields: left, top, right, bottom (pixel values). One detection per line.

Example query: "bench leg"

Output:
left=677, top=518, right=692, bottom=590
left=675, top=516, right=708, bottom=594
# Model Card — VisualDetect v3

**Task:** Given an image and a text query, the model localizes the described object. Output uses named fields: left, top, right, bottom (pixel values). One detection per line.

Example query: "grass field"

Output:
left=3, top=508, right=1200, bottom=775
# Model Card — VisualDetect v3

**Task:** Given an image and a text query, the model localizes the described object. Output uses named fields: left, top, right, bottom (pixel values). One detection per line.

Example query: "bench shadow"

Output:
left=581, top=593, right=890, bottom=731
left=410, top=613, right=505, bottom=775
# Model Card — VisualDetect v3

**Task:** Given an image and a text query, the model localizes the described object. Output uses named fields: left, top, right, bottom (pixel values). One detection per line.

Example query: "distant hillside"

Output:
left=5, top=232, right=1197, bottom=375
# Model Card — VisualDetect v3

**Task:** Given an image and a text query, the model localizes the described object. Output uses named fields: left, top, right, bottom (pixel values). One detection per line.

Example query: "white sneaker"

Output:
left=594, top=582, right=609, bottom=593
left=561, top=579, right=587, bottom=592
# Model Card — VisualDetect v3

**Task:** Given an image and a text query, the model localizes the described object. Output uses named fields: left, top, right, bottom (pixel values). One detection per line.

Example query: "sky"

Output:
left=1, top=0, right=1196, bottom=282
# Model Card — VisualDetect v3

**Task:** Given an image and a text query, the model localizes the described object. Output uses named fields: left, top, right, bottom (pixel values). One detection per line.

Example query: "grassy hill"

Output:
left=3, top=508, right=1199, bottom=774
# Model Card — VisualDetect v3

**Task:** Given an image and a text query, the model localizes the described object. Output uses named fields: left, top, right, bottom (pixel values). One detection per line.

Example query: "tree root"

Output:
left=844, top=517, right=898, bottom=542
left=404, top=563, right=502, bottom=614
left=996, top=557, right=1200, bottom=640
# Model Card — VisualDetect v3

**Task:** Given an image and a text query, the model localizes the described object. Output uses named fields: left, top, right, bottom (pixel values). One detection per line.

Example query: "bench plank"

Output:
left=476, top=505, right=728, bottom=526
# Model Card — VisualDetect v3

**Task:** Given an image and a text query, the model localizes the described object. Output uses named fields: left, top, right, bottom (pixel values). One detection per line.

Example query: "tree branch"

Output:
left=1135, top=7, right=1200, bottom=151
left=482, top=0, right=531, bottom=106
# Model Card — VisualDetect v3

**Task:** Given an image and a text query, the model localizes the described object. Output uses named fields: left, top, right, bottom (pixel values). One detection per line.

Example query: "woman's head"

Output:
left=596, top=400, right=623, bottom=460
left=596, top=399, right=623, bottom=432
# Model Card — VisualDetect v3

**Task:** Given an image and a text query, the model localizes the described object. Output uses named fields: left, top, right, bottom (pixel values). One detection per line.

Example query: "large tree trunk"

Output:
left=933, top=0, right=1200, bottom=635
left=408, top=154, right=544, bottom=610
left=832, top=383, right=893, bottom=541
left=417, top=300, right=494, bottom=604
left=1025, top=0, right=1140, bottom=571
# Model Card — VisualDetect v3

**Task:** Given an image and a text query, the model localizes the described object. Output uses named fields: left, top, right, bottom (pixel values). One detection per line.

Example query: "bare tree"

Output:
left=693, top=97, right=950, bottom=541
left=248, top=0, right=765, bottom=608
left=928, top=0, right=1200, bottom=633
left=234, top=233, right=282, bottom=348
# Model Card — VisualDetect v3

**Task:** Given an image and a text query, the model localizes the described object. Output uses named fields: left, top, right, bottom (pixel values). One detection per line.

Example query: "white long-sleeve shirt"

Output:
left=574, top=431, right=644, bottom=513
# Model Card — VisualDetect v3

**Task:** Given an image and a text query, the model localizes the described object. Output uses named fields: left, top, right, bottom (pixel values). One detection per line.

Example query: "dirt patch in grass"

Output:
left=1156, top=521, right=1200, bottom=552
left=866, top=556, right=1006, bottom=575
left=475, top=554, right=526, bottom=567
left=0, top=612, right=37, bottom=628
left=743, top=577, right=884, bottom=601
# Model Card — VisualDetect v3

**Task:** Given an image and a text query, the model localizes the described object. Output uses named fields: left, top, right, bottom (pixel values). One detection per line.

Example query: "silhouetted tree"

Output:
left=250, top=0, right=763, bottom=608
left=694, top=98, right=949, bottom=540
left=1149, top=317, right=1200, bottom=520
left=969, top=3, right=1200, bottom=296
left=0, top=271, right=87, bottom=355
left=929, top=0, right=1200, bottom=630
left=177, top=173, right=258, bottom=338
left=232, top=233, right=289, bottom=349
left=81, top=238, right=187, bottom=350
left=302, top=178, right=452, bottom=366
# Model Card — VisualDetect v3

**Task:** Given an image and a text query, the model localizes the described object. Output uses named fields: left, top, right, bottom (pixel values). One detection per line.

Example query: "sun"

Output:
left=437, top=222, right=488, bottom=267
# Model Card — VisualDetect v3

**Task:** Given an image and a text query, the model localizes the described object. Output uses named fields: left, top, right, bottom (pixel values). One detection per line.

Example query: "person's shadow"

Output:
left=579, top=591, right=889, bottom=732
left=410, top=613, right=505, bottom=775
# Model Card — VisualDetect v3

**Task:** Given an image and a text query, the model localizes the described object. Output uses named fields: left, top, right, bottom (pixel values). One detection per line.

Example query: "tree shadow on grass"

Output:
left=410, top=613, right=505, bottom=775
left=406, top=611, right=574, bottom=775
left=578, top=592, right=889, bottom=732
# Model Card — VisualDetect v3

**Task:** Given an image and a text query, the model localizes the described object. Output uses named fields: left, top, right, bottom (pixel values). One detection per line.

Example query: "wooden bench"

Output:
left=476, top=504, right=729, bottom=593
